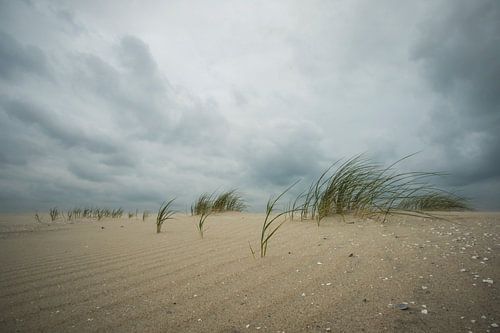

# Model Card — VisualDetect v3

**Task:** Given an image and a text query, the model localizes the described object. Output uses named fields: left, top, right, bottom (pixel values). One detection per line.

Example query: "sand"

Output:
left=0, top=212, right=499, bottom=332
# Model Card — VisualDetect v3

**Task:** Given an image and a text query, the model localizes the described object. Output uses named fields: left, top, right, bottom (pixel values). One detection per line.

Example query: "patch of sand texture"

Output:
left=0, top=212, right=499, bottom=332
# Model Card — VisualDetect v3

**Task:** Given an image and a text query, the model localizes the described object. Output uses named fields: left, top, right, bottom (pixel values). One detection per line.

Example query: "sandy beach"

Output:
left=0, top=212, right=498, bottom=332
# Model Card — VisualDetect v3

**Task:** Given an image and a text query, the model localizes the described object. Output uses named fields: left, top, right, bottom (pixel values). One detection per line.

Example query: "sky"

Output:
left=0, top=0, right=499, bottom=212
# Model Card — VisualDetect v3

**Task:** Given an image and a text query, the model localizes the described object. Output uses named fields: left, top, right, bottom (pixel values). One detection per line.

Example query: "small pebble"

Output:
left=396, top=303, right=409, bottom=310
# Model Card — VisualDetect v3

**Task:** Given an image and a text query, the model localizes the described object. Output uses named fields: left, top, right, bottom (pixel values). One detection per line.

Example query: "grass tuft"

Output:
left=212, top=190, right=246, bottom=213
left=156, top=199, right=176, bottom=233
left=196, top=208, right=212, bottom=239
left=49, top=207, right=59, bottom=221
left=34, top=212, right=43, bottom=223
left=192, top=190, right=246, bottom=215
left=295, top=154, right=470, bottom=223
left=260, top=180, right=301, bottom=257
left=191, top=193, right=214, bottom=216
left=397, top=191, right=469, bottom=211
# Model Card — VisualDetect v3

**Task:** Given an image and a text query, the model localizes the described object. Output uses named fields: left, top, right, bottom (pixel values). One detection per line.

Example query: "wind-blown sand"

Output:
left=0, top=212, right=498, bottom=332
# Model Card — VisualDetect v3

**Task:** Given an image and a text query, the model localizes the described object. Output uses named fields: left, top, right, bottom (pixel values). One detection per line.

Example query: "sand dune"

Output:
left=0, top=212, right=499, bottom=332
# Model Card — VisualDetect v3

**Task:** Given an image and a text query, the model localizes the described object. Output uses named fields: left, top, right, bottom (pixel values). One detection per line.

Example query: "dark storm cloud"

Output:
left=0, top=31, right=49, bottom=81
left=411, top=0, right=500, bottom=186
left=413, top=0, right=500, bottom=113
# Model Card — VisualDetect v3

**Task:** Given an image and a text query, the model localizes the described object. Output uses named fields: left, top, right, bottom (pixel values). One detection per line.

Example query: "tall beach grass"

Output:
left=156, top=199, right=176, bottom=233
left=260, top=180, right=301, bottom=257
left=212, top=189, right=246, bottom=213
left=191, top=190, right=246, bottom=215
left=294, top=154, right=469, bottom=223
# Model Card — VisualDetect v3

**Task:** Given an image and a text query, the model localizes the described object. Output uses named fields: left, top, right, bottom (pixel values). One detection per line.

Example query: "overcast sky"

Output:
left=1, top=0, right=499, bottom=212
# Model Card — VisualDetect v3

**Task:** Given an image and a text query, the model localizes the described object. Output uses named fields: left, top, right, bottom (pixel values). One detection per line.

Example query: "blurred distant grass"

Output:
left=49, top=207, right=59, bottom=221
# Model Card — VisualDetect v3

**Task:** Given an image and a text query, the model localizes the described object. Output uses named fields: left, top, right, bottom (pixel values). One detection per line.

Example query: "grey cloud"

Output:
left=67, top=151, right=138, bottom=183
left=0, top=28, right=232, bottom=211
left=412, top=0, right=500, bottom=185
left=73, top=36, right=228, bottom=146
left=99, top=152, right=137, bottom=168
left=67, top=162, right=111, bottom=183
left=118, top=36, right=159, bottom=78
left=0, top=31, right=48, bottom=81
left=245, top=120, right=325, bottom=186
left=1, top=98, right=117, bottom=154
left=54, top=9, right=85, bottom=35
left=0, top=110, right=44, bottom=166
left=0, top=1, right=499, bottom=212
left=71, top=50, right=172, bottom=141
left=75, top=54, right=121, bottom=101
left=412, top=0, right=500, bottom=114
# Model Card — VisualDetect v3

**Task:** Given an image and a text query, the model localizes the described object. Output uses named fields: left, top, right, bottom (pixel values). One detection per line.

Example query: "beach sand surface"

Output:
left=0, top=212, right=499, bottom=332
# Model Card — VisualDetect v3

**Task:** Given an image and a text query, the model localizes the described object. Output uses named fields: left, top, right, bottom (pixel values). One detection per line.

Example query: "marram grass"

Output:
left=192, top=190, right=246, bottom=215
left=156, top=199, right=176, bottom=233
left=295, top=154, right=469, bottom=224
left=191, top=193, right=214, bottom=216
left=397, top=190, right=469, bottom=211
left=49, top=207, right=59, bottom=221
left=212, top=189, right=246, bottom=213
left=260, top=180, right=301, bottom=258
left=191, top=193, right=215, bottom=238
left=258, top=154, right=469, bottom=256
left=196, top=208, right=212, bottom=239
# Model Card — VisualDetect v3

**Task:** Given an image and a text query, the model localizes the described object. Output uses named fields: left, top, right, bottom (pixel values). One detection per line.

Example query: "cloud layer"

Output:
left=1, top=0, right=499, bottom=212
